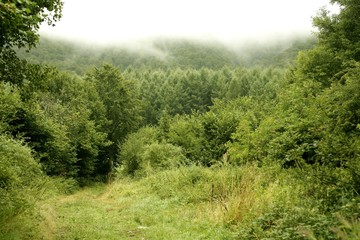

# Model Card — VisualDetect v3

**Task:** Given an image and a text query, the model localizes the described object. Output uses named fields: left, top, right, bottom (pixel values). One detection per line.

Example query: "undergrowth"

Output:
left=128, top=164, right=360, bottom=239
left=3, top=163, right=358, bottom=239
left=0, top=175, right=79, bottom=240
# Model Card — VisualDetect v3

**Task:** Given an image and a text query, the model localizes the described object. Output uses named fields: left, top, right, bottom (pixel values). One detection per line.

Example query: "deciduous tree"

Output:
left=0, top=0, right=63, bottom=49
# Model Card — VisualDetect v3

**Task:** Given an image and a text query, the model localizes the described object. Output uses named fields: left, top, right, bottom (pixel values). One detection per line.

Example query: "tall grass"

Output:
left=128, top=163, right=359, bottom=239
left=7, top=162, right=353, bottom=239
left=0, top=174, right=79, bottom=239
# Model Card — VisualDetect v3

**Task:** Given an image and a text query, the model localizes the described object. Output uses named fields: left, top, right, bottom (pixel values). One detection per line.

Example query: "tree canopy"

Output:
left=0, top=0, right=63, bottom=49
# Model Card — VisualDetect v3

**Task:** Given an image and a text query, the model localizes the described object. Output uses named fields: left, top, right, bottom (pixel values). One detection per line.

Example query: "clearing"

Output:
left=41, top=180, right=236, bottom=240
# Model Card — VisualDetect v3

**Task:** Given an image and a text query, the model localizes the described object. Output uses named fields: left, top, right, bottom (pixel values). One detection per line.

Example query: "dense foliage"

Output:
left=0, top=0, right=63, bottom=49
left=1, top=0, right=359, bottom=238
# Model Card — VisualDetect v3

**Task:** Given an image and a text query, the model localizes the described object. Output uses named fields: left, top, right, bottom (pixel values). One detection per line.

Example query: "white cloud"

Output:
left=40, top=0, right=338, bottom=45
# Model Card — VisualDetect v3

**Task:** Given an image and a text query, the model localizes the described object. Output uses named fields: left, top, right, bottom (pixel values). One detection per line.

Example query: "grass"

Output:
left=43, top=178, right=236, bottom=239
left=37, top=164, right=302, bottom=239
left=30, top=164, right=360, bottom=239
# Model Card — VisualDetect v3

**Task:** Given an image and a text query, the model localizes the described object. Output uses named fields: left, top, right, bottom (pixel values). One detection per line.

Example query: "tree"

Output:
left=313, top=0, right=360, bottom=62
left=86, top=64, right=142, bottom=173
left=0, top=0, right=63, bottom=49
left=1, top=57, right=111, bottom=180
left=117, top=126, right=159, bottom=176
left=167, top=114, right=205, bottom=163
left=0, top=82, right=22, bottom=133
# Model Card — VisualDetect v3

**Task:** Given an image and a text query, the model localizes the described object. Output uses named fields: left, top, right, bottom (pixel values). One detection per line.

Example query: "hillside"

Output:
left=16, top=36, right=315, bottom=74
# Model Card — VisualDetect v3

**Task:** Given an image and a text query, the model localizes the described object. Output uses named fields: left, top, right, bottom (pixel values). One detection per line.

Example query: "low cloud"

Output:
left=40, top=0, right=338, bottom=47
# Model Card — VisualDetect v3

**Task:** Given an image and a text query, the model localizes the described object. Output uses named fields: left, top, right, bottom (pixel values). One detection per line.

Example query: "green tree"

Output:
left=0, top=82, right=22, bottom=133
left=1, top=58, right=110, bottom=180
left=295, top=46, right=343, bottom=87
left=167, top=114, right=205, bottom=163
left=313, top=0, right=360, bottom=62
left=200, top=98, right=257, bottom=165
left=39, top=71, right=110, bottom=180
left=87, top=64, right=142, bottom=173
left=0, top=0, right=63, bottom=49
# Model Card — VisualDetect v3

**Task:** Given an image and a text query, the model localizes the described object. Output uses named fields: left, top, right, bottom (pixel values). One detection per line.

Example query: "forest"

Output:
left=1, top=0, right=359, bottom=239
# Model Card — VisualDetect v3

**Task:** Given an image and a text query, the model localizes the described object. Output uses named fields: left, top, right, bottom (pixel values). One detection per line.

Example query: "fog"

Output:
left=40, top=0, right=339, bottom=47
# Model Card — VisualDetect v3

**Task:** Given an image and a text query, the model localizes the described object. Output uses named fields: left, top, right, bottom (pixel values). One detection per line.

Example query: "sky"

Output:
left=40, top=0, right=339, bottom=45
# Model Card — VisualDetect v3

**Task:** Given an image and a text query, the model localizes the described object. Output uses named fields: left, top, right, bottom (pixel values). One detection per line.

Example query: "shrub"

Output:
left=117, top=127, right=159, bottom=177
left=0, top=134, right=46, bottom=238
left=139, top=142, right=188, bottom=175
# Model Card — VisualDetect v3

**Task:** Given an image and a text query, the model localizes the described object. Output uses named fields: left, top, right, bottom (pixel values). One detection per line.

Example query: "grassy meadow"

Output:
left=2, top=164, right=357, bottom=239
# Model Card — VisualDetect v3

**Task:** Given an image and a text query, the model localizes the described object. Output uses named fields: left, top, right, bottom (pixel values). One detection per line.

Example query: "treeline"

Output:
left=16, top=36, right=315, bottom=74
left=124, top=66, right=284, bottom=124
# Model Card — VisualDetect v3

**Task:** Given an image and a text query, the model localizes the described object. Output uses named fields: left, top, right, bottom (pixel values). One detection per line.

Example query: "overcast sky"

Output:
left=40, top=0, right=338, bottom=45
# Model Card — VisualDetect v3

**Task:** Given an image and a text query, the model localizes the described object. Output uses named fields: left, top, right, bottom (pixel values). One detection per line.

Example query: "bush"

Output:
left=0, top=82, right=23, bottom=132
left=0, top=134, right=47, bottom=238
left=139, top=142, right=188, bottom=175
left=117, top=127, right=159, bottom=176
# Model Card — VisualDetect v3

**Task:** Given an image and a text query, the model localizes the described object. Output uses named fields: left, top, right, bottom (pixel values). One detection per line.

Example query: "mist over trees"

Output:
left=1, top=0, right=360, bottom=238
left=16, top=36, right=316, bottom=74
